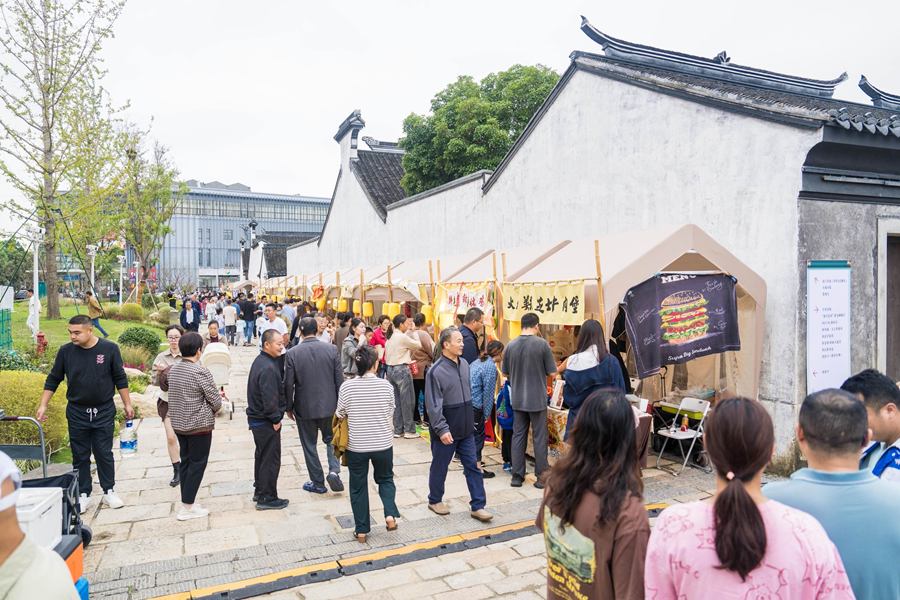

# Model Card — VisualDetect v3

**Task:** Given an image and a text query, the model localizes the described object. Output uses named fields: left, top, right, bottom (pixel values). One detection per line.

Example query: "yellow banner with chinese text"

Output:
left=502, top=282, right=585, bottom=326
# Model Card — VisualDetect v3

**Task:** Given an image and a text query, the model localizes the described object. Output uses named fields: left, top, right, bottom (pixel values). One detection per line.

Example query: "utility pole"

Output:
left=24, top=226, right=44, bottom=343
left=117, top=255, right=125, bottom=306
left=86, top=244, right=98, bottom=296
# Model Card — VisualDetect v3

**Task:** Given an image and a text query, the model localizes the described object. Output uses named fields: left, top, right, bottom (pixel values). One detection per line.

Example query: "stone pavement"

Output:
left=79, top=341, right=720, bottom=600
left=255, top=532, right=549, bottom=600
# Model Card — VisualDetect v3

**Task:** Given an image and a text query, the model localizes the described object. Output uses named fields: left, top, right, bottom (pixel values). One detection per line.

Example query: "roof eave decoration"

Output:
left=579, top=16, right=847, bottom=98
left=859, top=76, right=900, bottom=112
left=334, top=109, right=366, bottom=143
left=827, top=107, right=900, bottom=138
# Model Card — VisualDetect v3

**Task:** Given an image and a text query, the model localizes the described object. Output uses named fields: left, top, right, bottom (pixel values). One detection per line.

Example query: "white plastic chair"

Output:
left=655, top=397, right=711, bottom=476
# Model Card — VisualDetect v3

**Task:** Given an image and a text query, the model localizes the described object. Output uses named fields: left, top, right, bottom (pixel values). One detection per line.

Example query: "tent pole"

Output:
left=388, top=265, right=393, bottom=303
left=429, top=260, right=438, bottom=343
left=302, top=275, right=307, bottom=302
left=360, top=269, right=365, bottom=320
left=595, top=240, right=606, bottom=332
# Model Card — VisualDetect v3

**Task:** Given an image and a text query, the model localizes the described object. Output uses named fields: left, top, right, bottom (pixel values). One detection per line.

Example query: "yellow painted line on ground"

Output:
left=186, top=560, right=340, bottom=598
left=459, top=520, right=534, bottom=540
left=338, top=534, right=465, bottom=566
left=149, top=594, right=191, bottom=600
left=645, top=503, right=670, bottom=511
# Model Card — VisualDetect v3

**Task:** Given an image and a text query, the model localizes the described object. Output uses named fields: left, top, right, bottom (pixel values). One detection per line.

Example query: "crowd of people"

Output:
left=17, top=292, right=900, bottom=599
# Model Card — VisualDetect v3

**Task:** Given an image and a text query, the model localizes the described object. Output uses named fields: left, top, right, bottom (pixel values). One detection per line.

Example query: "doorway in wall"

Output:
left=887, top=236, right=900, bottom=381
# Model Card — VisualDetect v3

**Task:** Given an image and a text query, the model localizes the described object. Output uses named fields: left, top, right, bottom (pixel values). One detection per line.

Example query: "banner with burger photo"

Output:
left=621, top=273, right=741, bottom=379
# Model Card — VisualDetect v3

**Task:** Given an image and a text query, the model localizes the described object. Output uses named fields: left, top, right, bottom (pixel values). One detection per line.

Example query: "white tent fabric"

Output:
left=444, top=241, right=571, bottom=284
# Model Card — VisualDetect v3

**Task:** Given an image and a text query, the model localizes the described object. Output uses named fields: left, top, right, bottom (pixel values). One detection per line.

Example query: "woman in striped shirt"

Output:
left=335, top=344, right=400, bottom=543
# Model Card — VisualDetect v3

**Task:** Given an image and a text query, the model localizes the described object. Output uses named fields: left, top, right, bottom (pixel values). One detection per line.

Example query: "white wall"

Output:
left=289, top=68, right=823, bottom=453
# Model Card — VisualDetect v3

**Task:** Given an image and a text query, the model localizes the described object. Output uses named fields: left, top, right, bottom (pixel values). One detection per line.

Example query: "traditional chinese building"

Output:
left=288, top=18, right=900, bottom=458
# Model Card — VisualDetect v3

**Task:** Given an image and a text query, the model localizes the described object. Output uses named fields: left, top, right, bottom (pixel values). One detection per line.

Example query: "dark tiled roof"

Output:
left=573, top=52, right=900, bottom=136
left=242, top=232, right=318, bottom=277
left=350, top=150, right=407, bottom=220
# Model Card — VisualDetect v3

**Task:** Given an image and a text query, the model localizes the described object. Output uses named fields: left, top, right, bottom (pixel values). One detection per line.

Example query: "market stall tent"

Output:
left=510, top=224, right=766, bottom=398
left=444, top=241, right=572, bottom=284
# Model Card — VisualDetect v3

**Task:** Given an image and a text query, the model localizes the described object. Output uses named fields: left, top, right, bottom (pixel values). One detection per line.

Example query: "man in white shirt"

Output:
left=258, top=303, right=289, bottom=353
left=0, top=452, right=79, bottom=600
left=223, top=299, right=238, bottom=345
left=25, top=289, right=40, bottom=336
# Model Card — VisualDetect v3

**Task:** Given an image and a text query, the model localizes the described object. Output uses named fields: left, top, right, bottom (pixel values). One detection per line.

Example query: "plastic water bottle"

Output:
left=119, top=421, right=137, bottom=457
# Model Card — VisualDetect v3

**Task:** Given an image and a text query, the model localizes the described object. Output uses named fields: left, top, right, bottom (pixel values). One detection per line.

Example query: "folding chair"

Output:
left=655, top=397, right=711, bottom=476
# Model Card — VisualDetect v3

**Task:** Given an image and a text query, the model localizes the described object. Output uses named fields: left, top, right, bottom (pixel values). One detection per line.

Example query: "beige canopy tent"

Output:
left=510, top=224, right=766, bottom=398
left=444, top=241, right=571, bottom=284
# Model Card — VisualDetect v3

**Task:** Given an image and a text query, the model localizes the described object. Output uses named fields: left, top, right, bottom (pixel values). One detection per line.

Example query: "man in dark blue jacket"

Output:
left=458, top=308, right=483, bottom=365
left=425, top=327, right=492, bottom=522
left=247, top=329, right=288, bottom=510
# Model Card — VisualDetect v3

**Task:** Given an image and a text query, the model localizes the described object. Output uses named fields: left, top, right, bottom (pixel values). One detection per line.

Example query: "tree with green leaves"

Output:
left=399, top=64, right=559, bottom=196
left=0, top=240, right=32, bottom=290
left=0, top=0, right=126, bottom=319
left=115, top=127, right=186, bottom=307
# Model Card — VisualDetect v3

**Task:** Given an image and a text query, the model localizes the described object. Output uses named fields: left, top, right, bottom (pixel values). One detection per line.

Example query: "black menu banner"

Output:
left=621, top=273, right=741, bottom=379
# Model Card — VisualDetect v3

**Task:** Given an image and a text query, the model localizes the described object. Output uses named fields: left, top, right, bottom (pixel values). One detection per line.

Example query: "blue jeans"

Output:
left=428, top=434, right=486, bottom=511
left=243, top=320, right=254, bottom=342
left=91, top=318, right=108, bottom=337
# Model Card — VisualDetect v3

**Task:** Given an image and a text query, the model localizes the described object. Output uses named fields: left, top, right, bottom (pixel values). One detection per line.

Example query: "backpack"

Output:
left=496, top=381, right=513, bottom=429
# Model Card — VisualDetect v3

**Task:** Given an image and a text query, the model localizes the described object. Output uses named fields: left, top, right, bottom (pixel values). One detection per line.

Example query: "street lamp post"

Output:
left=133, top=260, right=140, bottom=301
left=239, top=237, right=246, bottom=281
left=24, top=226, right=44, bottom=343
left=86, top=244, right=98, bottom=296
left=117, top=255, right=126, bottom=306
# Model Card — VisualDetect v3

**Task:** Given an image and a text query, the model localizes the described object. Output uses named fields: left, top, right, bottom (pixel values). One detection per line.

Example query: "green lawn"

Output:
left=9, top=300, right=167, bottom=354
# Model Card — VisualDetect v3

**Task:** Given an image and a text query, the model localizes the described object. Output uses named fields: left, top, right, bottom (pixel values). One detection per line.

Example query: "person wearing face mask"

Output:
left=0, top=452, right=79, bottom=600
left=152, top=325, right=185, bottom=487
left=342, top=318, right=368, bottom=380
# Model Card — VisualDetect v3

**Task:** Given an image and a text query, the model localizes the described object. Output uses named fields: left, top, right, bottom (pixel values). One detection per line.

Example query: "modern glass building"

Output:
left=142, top=180, right=329, bottom=289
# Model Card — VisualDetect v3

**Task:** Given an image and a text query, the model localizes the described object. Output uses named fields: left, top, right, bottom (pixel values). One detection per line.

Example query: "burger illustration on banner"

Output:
left=659, top=291, right=710, bottom=344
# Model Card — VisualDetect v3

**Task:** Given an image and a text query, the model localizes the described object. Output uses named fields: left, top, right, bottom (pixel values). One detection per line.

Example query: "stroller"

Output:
left=201, top=342, right=233, bottom=418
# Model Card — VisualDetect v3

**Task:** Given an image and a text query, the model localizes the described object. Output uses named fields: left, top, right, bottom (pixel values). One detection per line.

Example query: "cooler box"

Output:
left=17, top=487, right=63, bottom=550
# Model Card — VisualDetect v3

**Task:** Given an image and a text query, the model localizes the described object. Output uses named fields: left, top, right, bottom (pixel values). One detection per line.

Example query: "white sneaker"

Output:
left=393, top=433, right=403, bottom=438
left=78, top=493, right=92, bottom=514
left=102, top=490, right=124, bottom=509
left=403, top=432, right=420, bottom=439
left=177, top=504, right=209, bottom=521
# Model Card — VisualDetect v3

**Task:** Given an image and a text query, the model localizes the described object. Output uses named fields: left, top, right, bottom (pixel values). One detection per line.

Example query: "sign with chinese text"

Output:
left=622, top=273, right=741, bottom=379
left=502, top=282, right=585, bottom=326
left=807, top=261, right=851, bottom=394
left=440, top=285, right=489, bottom=314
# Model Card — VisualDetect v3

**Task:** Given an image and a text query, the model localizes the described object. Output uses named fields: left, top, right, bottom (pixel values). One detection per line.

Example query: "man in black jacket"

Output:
left=283, top=317, right=344, bottom=494
left=247, top=329, right=289, bottom=510
left=458, top=308, right=483, bottom=365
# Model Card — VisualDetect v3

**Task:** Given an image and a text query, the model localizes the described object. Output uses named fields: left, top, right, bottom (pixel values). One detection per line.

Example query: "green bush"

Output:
left=127, top=373, right=150, bottom=394
left=118, top=325, right=162, bottom=357
left=120, top=345, right=152, bottom=371
left=0, top=349, right=41, bottom=372
left=104, top=304, right=120, bottom=316
left=153, top=306, right=172, bottom=325
left=0, top=372, right=68, bottom=454
left=120, top=303, right=143, bottom=321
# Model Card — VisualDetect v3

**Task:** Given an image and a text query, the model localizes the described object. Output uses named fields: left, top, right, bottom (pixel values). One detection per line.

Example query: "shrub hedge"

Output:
left=117, top=326, right=163, bottom=357
left=153, top=306, right=172, bottom=325
left=0, top=371, right=68, bottom=454
left=120, top=303, right=143, bottom=321
left=0, top=349, right=41, bottom=372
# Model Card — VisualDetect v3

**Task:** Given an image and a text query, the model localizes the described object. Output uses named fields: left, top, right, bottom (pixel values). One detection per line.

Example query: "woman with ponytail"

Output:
left=335, top=344, right=399, bottom=543
left=645, top=397, right=853, bottom=599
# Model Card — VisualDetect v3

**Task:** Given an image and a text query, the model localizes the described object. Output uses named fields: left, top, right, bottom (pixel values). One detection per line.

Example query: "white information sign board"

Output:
left=806, top=261, right=851, bottom=393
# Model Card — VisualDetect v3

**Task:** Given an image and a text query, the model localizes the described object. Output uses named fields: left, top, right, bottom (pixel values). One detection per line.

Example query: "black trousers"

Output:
left=176, top=433, right=212, bottom=504
left=474, top=412, right=486, bottom=463
left=501, top=428, right=513, bottom=464
left=251, top=423, right=282, bottom=499
left=346, top=448, right=399, bottom=534
left=67, top=401, right=116, bottom=496
left=413, top=378, right=426, bottom=423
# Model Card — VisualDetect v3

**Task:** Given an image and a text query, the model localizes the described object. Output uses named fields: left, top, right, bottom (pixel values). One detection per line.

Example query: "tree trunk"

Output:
left=40, top=1, right=60, bottom=320
left=43, top=215, right=60, bottom=319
